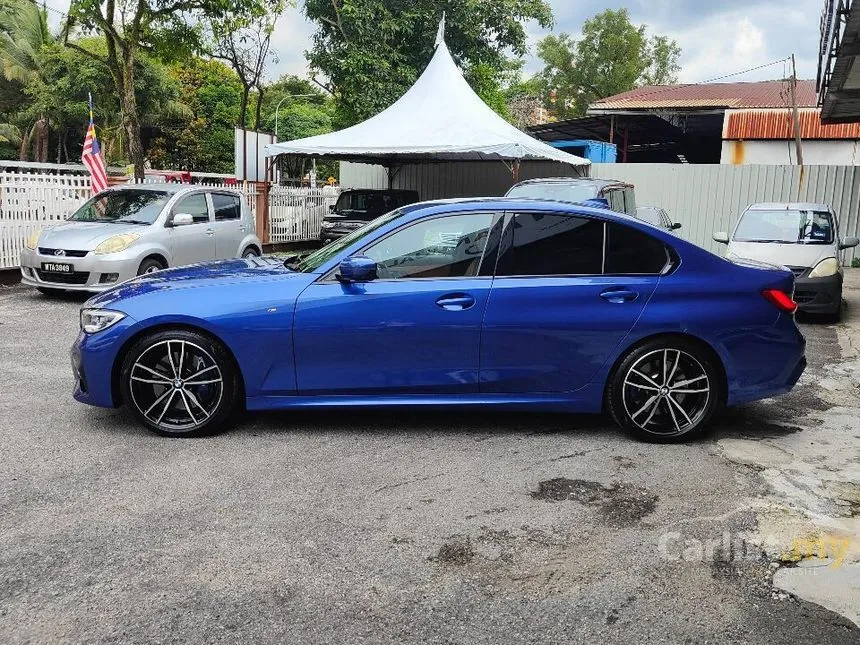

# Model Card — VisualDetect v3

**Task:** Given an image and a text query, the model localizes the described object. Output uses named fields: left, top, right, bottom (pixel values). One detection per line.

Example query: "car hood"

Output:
left=86, top=256, right=310, bottom=308
left=39, top=221, right=147, bottom=250
left=726, top=241, right=834, bottom=270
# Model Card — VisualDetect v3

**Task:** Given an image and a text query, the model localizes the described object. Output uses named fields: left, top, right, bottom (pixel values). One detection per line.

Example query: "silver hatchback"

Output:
left=20, top=184, right=262, bottom=293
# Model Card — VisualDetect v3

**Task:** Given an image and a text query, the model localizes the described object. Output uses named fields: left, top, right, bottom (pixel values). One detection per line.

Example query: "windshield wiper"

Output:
left=116, top=219, right=151, bottom=225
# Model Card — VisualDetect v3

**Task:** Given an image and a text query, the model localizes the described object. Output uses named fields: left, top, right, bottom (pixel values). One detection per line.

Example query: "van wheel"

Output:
left=137, top=258, right=165, bottom=275
left=242, top=247, right=260, bottom=258
left=606, top=338, right=722, bottom=442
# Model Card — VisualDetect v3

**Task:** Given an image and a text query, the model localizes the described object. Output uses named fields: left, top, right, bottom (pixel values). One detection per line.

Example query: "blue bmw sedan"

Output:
left=71, top=198, right=806, bottom=442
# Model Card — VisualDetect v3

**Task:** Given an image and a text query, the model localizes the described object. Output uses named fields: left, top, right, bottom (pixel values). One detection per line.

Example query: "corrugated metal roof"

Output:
left=724, top=108, right=860, bottom=139
left=590, top=80, right=817, bottom=111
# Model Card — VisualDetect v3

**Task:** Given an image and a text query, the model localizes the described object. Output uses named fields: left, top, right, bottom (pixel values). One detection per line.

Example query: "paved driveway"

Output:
left=1, top=274, right=859, bottom=644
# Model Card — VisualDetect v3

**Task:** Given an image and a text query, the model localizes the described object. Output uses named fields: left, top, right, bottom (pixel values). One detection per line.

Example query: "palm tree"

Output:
left=0, top=0, right=53, bottom=160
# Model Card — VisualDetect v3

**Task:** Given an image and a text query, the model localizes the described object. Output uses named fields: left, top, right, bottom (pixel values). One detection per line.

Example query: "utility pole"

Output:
left=789, top=54, right=804, bottom=166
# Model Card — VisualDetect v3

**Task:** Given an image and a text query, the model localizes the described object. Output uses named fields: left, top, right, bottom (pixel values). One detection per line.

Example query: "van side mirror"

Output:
left=671, top=222, right=682, bottom=230
left=171, top=213, right=194, bottom=227
left=713, top=231, right=729, bottom=244
left=337, top=255, right=377, bottom=283
left=839, top=236, right=859, bottom=249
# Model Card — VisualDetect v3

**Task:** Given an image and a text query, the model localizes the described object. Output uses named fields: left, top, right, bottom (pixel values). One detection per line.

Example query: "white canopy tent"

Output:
left=264, top=27, right=589, bottom=177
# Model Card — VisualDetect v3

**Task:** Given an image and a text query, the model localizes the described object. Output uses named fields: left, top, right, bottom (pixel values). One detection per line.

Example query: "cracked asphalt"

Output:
left=1, top=275, right=859, bottom=645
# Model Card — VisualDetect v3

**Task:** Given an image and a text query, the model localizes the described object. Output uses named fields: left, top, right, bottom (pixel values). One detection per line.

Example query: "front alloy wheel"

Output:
left=120, top=329, right=240, bottom=437
left=607, top=339, right=721, bottom=442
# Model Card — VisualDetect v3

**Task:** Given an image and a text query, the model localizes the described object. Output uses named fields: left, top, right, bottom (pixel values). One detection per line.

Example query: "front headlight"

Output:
left=80, top=308, right=126, bottom=334
left=808, top=257, right=840, bottom=278
left=94, top=233, right=140, bottom=255
left=25, top=229, right=42, bottom=250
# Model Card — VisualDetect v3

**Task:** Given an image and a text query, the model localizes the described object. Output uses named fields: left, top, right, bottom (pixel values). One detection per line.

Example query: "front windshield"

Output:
left=292, top=208, right=404, bottom=272
left=506, top=183, right=599, bottom=203
left=734, top=209, right=834, bottom=244
left=68, top=189, right=170, bottom=225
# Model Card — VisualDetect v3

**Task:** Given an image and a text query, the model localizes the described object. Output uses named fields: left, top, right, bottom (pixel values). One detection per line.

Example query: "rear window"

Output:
left=605, top=223, right=669, bottom=274
left=497, top=213, right=604, bottom=276
left=212, top=193, right=242, bottom=221
left=734, top=209, right=834, bottom=244
left=506, top=182, right=600, bottom=204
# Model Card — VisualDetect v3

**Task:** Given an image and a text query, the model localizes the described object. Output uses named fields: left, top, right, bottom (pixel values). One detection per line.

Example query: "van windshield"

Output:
left=734, top=209, right=834, bottom=244
left=506, top=183, right=600, bottom=203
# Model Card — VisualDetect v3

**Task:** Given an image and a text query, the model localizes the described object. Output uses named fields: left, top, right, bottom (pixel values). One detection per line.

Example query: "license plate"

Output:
left=41, top=262, right=73, bottom=273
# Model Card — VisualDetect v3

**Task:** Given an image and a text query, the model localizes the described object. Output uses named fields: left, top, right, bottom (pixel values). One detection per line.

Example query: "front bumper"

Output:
left=793, top=273, right=843, bottom=314
left=71, top=313, right=138, bottom=409
left=20, top=247, right=142, bottom=292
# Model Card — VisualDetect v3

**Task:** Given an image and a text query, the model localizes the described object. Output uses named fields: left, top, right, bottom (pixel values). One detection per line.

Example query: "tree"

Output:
left=63, top=0, right=269, bottom=179
left=536, top=8, right=681, bottom=118
left=303, top=0, right=553, bottom=127
left=0, top=0, right=53, bottom=160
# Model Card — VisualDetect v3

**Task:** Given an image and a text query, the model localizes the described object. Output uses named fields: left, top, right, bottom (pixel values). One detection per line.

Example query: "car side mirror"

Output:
left=171, top=213, right=194, bottom=227
left=839, top=236, right=859, bottom=249
left=337, top=255, right=377, bottom=283
left=329, top=204, right=335, bottom=213
left=713, top=231, right=730, bottom=244
left=671, top=222, right=682, bottom=230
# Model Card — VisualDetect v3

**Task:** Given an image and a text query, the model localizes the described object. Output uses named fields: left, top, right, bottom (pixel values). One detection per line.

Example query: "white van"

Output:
left=713, top=202, right=859, bottom=320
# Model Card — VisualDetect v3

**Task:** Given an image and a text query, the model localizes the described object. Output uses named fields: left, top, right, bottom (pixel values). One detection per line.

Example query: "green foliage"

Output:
left=303, top=0, right=553, bottom=127
left=536, top=8, right=681, bottom=118
left=852, top=257, right=860, bottom=268
left=149, top=58, right=242, bottom=173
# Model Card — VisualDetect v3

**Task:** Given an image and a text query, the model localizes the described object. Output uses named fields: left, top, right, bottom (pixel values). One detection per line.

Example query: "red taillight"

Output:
left=762, top=289, right=798, bottom=313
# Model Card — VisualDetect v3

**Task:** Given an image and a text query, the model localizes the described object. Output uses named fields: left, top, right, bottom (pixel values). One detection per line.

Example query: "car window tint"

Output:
left=363, top=213, right=495, bottom=279
left=212, top=194, right=241, bottom=221
left=605, top=222, right=668, bottom=274
left=498, top=213, right=604, bottom=276
left=175, top=194, right=210, bottom=224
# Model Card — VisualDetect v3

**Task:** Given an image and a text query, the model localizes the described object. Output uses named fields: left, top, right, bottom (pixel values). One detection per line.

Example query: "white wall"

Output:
left=721, top=140, right=860, bottom=165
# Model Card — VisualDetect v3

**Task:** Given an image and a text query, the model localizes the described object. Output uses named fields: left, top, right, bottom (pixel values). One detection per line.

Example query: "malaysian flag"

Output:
left=82, top=93, right=108, bottom=194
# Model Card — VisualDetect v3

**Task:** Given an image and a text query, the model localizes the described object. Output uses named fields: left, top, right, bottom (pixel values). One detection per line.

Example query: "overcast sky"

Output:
left=268, top=0, right=822, bottom=84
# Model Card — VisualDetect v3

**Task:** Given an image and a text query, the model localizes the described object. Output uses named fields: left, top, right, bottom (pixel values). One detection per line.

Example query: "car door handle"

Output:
left=599, top=288, right=639, bottom=303
left=205, top=228, right=215, bottom=236
left=435, top=293, right=476, bottom=311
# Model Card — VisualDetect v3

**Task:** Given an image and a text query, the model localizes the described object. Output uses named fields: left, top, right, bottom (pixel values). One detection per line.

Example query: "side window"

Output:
left=497, top=213, right=604, bottom=276
left=605, top=189, right=625, bottom=213
left=605, top=222, right=669, bottom=274
left=363, top=213, right=495, bottom=279
left=212, top=193, right=241, bottom=221
left=173, top=193, right=210, bottom=224
left=623, top=188, right=636, bottom=214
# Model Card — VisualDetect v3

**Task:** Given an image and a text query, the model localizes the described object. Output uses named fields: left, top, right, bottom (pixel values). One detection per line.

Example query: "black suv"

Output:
left=320, top=189, right=420, bottom=243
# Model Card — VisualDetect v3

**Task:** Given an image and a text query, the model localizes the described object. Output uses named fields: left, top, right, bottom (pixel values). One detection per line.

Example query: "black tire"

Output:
left=137, top=257, right=165, bottom=276
left=36, top=287, right=65, bottom=296
left=606, top=337, right=723, bottom=443
left=242, top=247, right=260, bottom=258
left=119, top=329, right=242, bottom=438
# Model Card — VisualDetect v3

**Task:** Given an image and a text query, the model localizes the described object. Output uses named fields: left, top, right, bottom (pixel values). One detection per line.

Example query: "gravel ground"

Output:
left=1, top=280, right=858, bottom=645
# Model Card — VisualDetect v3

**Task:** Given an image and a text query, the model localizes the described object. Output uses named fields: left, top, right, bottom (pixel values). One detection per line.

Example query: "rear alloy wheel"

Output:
left=120, top=329, right=241, bottom=437
left=137, top=258, right=165, bottom=276
left=607, top=339, right=721, bottom=442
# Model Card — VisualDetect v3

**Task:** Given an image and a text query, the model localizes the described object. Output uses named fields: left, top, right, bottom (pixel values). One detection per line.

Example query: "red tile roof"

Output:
left=590, top=80, right=818, bottom=111
left=724, top=108, right=860, bottom=139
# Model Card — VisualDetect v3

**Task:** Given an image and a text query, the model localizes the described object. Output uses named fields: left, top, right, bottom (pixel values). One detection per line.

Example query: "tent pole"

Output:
left=386, top=165, right=402, bottom=188
left=512, top=159, right=520, bottom=183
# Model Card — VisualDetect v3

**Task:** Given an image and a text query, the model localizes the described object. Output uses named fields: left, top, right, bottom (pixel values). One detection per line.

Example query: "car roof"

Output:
left=107, top=183, right=239, bottom=196
left=511, top=177, right=632, bottom=189
left=746, top=201, right=833, bottom=212
left=400, top=197, right=647, bottom=228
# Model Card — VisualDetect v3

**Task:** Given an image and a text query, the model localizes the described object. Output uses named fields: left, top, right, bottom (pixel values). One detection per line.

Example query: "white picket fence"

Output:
left=269, top=185, right=341, bottom=243
left=0, top=169, right=278, bottom=269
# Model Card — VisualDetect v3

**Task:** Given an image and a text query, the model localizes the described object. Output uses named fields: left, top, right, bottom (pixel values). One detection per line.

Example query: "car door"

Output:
left=480, top=212, right=667, bottom=393
left=210, top=192, right=246, bottom=258
left=167, top=192, right=216, bottom=265
left=293, top=211, right=503, bottom=395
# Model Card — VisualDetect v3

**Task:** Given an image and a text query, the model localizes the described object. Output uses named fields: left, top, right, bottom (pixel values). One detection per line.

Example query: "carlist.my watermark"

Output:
left=658, top=530, right=852, bottom=569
